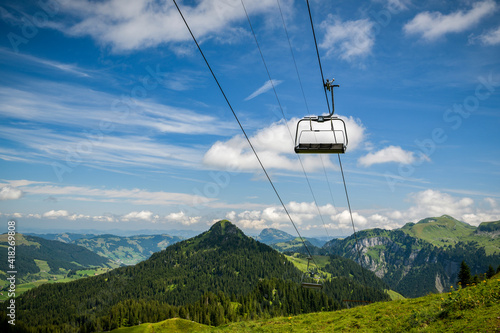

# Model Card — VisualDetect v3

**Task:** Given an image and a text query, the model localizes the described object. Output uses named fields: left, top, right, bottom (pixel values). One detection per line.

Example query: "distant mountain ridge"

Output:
left=27, top=232, right=185, bottom=265
left=73, top=234, right=184, bottom=265
left=256, top=228, right=329, bottom=250
left=0, top=233, right=113, bottom=280
left=255, top=228, right=295, bottom=244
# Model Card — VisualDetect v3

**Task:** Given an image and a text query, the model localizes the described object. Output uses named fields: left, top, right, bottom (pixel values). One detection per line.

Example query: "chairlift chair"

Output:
left=294, top=78, right=348, bottom=154
left=301, top=256, right=323, bottom=290
left=294, top=115, right=348, bottom=154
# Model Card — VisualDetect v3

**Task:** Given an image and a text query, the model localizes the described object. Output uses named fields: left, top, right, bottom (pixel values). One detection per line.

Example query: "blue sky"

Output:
left=0, top=0, right=499, bottom=236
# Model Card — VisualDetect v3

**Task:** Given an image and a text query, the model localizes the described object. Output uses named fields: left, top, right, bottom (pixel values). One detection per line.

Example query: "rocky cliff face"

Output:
left=322, top=228, right=497, bottom=298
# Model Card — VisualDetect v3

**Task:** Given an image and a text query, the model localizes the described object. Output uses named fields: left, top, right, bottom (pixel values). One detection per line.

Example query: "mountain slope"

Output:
left=257, top=229, right=328, bottom=249
left=15, top=221, right=302, bottom=329
left=14, top=220, right=390, bottom=331
left=25, top=232, right=95, bottom=243
left=0, top=233, right=113, bottom=280
left=109, top=274, right=500, bottom=332
left=324, top=216, right=500, bottom=298
left=73, top=234, right=184, bottom=265
left=255, top=228, right=295, bottom=244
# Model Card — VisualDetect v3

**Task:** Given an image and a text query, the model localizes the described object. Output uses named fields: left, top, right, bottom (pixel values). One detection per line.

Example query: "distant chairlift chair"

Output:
left=301, top=256, right=323, bottom=290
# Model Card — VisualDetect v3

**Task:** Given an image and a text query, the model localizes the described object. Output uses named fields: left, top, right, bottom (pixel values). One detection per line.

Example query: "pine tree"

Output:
left=486, top=265, right=495, bottom=278
left=457, top=260, right=472, bottom=287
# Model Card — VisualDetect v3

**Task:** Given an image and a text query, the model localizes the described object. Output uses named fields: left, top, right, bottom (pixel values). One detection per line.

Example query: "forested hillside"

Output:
left=0, top=234, right=112, bottom=280
left=9, top=221, right=389, bottom=332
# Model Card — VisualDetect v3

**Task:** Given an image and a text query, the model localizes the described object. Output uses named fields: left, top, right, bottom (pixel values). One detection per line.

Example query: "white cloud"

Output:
left=404, top=0, right=496, bottom=41
left=12, top=182, right=214, bottom=207
left=0, top=48, right=90, bottom=77
left=406, top=189, right=474, bottom=219
left=320, top=16, right=375, bottom=61
left=230, top=202, right=338, bottom=231
left=0, top=186, right=23, bottom=200
left=358, top=145, right=419, bottom=167
left=93, top=215, right=117, bottom=223
left=45, top=0, right=277, bottom=52
left=225, top=211, right=237, bottom=221
left=244, top=80, right=283, bottom=101
left=203, top=116, right=365, bottom=173
left=330, top=210, right=368, bottom=227
left=43, top=210, right=69, bottom=218
left=484, top=197, right=497, bottom=208
left=165, top=211, right=201, bottom=225
left=226, top=190, right=500, bottom=234
left=471, top=25, right=500, bottom=45
left=68, top=214, right=90, bottom=221
left=122, top=210, right=155, bottom=221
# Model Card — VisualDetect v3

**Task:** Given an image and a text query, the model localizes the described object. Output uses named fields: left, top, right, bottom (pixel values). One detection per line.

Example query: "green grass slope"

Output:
left=401, top=215, right=476, bottom=247
left=114, top=276, right=500, bottom=332
left=401, top=215, right=500, bottom=254
left=112, top=318, right=208, bottom=333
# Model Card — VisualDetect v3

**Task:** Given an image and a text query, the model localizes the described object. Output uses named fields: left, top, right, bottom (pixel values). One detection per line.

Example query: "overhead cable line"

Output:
left=305, top=0, right=367, bottom=288
left=276, top=0, right=339, bottom=237
left=172, top=0, right=314, bottom=262
left=240, top=0, right=330, bottom=246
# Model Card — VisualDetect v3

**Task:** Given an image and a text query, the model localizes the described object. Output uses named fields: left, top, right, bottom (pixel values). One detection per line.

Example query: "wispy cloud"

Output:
left=470, top=25, right=500, bottom=45
left=0, top=78, right=239, bottom=172
left=244, top=80, right=283, bottom=101
left=0, top=81, right=235, bottom=136
left=8, top=181, right=215, bottom=207
left=0, top=126, right=206, bottom=171
left=404, top=0, right=497, bottom=41
left=320, top=16, right=375, bottom=61
left=34, top=0, right=278, bottom=52
left=0, top=48, right=91, bottom=77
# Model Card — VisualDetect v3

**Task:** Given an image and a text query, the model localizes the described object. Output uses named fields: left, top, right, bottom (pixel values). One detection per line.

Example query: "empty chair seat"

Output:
left=295, top=143, right=346, bottom=154
left=294, top=116, right=348, bottom=154
left=301, top=282, right=323, bottom=289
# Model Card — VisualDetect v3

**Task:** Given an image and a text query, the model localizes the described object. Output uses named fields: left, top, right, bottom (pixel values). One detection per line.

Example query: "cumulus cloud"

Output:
left=406, top=189, right=474, bottom=219
left=42, top=0, right=278, bottom=52
left=93, top=215, right=117, bottom=223
left=330, top=210, right=368, bottom=227
left=165, top=211, right=201, bottom=225
left=122, top=210, right=156, bottom=221
left=68, top=214, right=90, bottom=221
left=0, top=186, right=23, bottom=200
left=404, top=0, right=496, bottom=41
left=43, top=210, right=69, bottom=218
left=226, top=190, right=500, bottom=234
left=230, top=202, right=338, bottom=231
left=203, top=117, right=365, bottom=173
left=320, top=16, right=375, bottom=61
left=358, top=145, right=419, bottom=167
left=245, top=80, right=283, bottom=101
